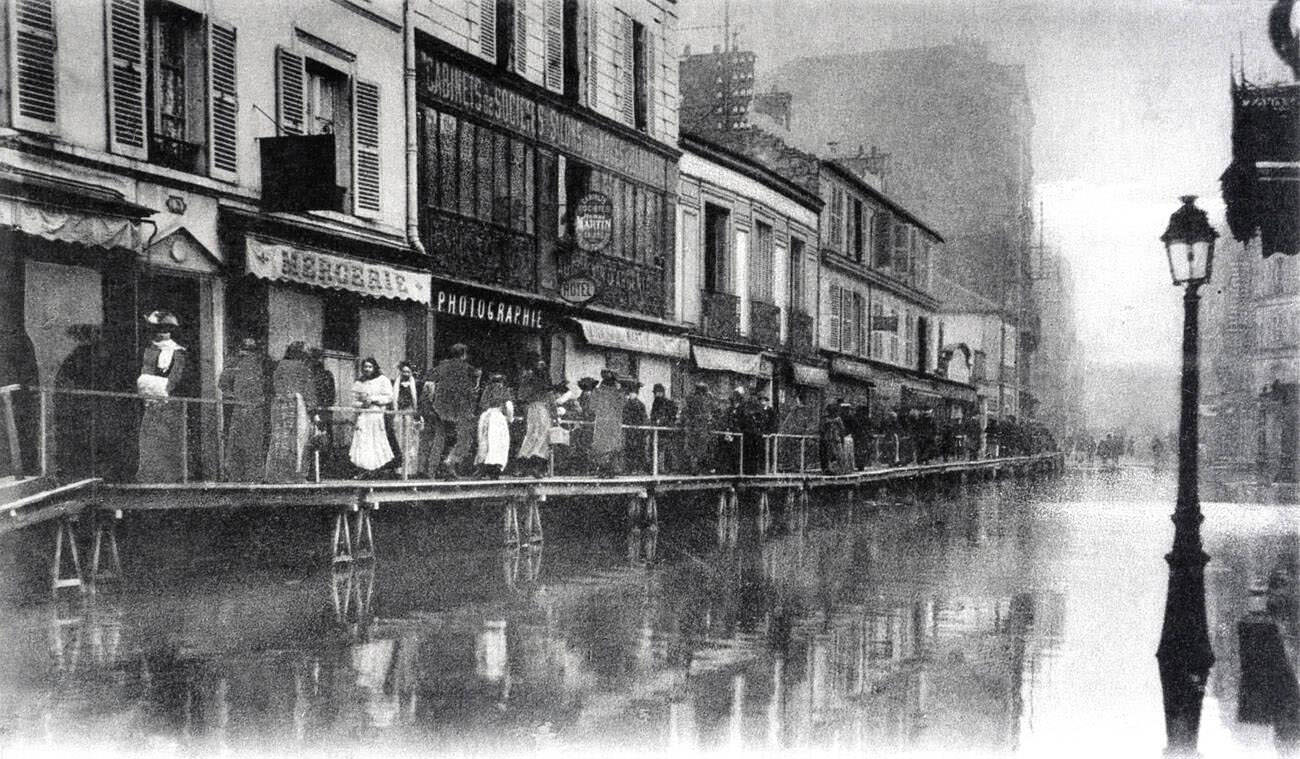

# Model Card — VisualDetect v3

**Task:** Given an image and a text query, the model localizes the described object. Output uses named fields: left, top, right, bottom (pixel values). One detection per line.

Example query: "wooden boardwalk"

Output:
left=4, top=453, right=1063, bottom=596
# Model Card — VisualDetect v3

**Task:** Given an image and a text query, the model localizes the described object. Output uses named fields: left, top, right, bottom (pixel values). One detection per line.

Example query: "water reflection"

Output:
left=0, top=475, right=1297, bottom=756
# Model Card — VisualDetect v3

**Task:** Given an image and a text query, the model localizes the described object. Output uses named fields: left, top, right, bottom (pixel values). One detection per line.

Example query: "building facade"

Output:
left=815, top=161, right=974, bottom=415
left=675, top=132, right=822, bottom=406
left=411, top=0, right=684, bottom=398
left=1, top=0, right=420, bottom=480
left=1203, top=236, right=1300, bottom=491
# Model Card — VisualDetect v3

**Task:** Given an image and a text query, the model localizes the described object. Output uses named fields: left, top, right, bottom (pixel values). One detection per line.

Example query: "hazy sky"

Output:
left=679, top=0, right=1294, bottom=370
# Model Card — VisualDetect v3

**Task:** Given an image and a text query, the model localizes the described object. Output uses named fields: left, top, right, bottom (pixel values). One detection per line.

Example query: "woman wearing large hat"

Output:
left=135, top=310, right=188, bottom=482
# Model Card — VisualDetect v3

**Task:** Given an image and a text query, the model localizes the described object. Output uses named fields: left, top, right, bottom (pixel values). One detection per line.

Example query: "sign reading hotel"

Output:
left=246, top=236, right=431, bottom=304
left=433, top=287, right=545, bottom=329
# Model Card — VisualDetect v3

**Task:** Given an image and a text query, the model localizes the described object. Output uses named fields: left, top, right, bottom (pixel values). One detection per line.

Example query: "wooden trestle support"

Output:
left=331, top=500, right=376, bottom=565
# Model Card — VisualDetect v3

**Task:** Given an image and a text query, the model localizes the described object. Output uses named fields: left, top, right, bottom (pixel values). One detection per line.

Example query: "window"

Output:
left=145, top=3, right=205, bottom=172
left=605, top=349, right=638, bottom=380
left=853, top=291, right=865, bottom=356
left=557, top=156, right=593, bottom=238
left=703, top=203, right=730, bottom=294
left=9, top=0, right=59, bottom=134
left=305, top=59, right=353, bottom=201
left=839, top=288, right=853, bottom=354
left=892, top=222, right=911, bottom=279
left=888, top=308, right=899, bottom=362
left=322, top=292, right=360, bottom=356
left=904, top=311, right=915, bottom=366
left=870, top=303, right=884, bottom=358
left=874, top=211, right=892, bottom=269
left=789, top=238, right=805, bottom=312
left=750, top=221, right=774, bottom=303
left=852, top=198, right=864, bottom=262
left=422, top=106, right=535, bottom=234
left=631, top=19, right=648, bottom=131
left=829, top=187, right=845, bottom=251
left=561, top=0, right=580, bottom=99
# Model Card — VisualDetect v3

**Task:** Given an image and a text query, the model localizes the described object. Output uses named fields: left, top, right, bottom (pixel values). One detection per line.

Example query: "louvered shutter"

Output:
left=104, top=0, right=146, bottom=157
left=479, top=0, right=497, bottom=63
left=513, top=0, right=527, bottom=74
left=585, top=1, right=598, bottom=107
left=206, top=18, right=238, bottom=182
left=828, top=284, right=841, bottom=352
left=619, top=13, right=634, bottom=126
left=643, top=28, right=655, bottom=136
left=352, top=78, right=381, bottom=217
left=9, top=0, right=58, bottom=134
left=854, top=292, right=865, bottom=356
left=543, top=0, right=562, bottom=92
left=275, top=46, right=305, bottom=135
left=840, top=288, right=853, bottom=353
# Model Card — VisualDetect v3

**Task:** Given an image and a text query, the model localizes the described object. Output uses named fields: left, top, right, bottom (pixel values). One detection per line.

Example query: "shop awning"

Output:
left=830, top=357, right=876, bottom=384
left=246, top=235, right=432, bottom=304
left=574, top=318, right=689, bottom=359
left=791, top=362, right=830, bottom=387
left=0, top=166, right=155, bottom=251
left=692, top=345, right=767, bottom=377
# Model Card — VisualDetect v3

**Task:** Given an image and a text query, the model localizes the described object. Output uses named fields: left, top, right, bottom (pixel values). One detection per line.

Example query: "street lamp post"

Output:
left=1155, top=195, right=1219, bottom=755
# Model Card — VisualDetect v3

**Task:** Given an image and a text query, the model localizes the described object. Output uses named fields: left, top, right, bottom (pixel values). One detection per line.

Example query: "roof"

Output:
left=821, top=160, right=945, bottom=243
left=680, top=131, right=824, bottom=214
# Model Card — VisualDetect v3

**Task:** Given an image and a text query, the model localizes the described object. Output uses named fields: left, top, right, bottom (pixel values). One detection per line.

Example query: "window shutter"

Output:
left=854, top=292, right=865, bottom=356
left=585, top=1, right=598, bottom=107
left=513, top=0, right=527, bottom=75
left=479, top=0, right=497, bottom=62
left=619, top=13, right=634, bottom=126
left=104, top=0, right=146, bottom=157
left=828, top=284, right=841, bottom=352
left=275, top=46, right=305, bottom=135
left=352, top=78, right=381, bottom=217
left=543, top=0, right=562, bottom=92
left=840, top=288, right=853, bottom=353
left=9, top=0, right=58, bottom=134
left=644, top=29, right=655, bottom=137
left=206, top=18, right=238, bottom=182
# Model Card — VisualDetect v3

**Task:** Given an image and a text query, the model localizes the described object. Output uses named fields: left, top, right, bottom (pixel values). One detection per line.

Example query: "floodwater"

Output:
left=0, top=472, right=1297, bottom=758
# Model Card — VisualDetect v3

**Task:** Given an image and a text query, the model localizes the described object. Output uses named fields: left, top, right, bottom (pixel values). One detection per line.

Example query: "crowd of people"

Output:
left=201, top=339, right=1063, bottom=483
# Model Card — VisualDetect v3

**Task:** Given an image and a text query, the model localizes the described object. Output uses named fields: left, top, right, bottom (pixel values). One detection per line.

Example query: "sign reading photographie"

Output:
left=573, top=192, right=613, bottom=253
left=432, top=285, right=546, bottom=329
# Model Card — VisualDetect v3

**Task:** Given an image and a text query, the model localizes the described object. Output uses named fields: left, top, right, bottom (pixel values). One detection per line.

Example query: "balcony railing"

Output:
left=149, top=134, right=202, bottom=174
left=699, top=290, right=741, bottom=341
left=422, top=208, right=537, bottom=292
left=750, top=300, right=782, bottom=349
left=787, top=310, right=816, bottom=357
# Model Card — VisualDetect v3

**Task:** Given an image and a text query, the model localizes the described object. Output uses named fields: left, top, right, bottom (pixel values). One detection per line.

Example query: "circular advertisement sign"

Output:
left=574, top=192, right=614, bottom=253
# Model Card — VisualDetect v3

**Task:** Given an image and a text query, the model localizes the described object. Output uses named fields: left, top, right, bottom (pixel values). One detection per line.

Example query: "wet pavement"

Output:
left=0, top=471, right=1298, bottom=758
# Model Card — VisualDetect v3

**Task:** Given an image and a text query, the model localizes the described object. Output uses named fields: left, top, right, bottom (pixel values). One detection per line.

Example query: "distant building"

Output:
left=678, top=45, right=756, bottom=132
left=1203, top=236, right=1300, bottom=490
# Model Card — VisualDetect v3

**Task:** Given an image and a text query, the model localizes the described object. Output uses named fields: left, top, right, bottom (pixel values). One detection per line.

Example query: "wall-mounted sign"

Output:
left=574, top=193, right=613, bottom=252
left=433, top=286, right=546, bottom=329
left=559, top=275, right=599, bottom=304
left=246, top=236, right=431, bottom=304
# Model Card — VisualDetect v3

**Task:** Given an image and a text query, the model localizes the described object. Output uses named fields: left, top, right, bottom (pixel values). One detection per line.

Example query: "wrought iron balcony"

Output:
left=700, top=290, right=741, bottom=341
left=149, top=134, right=202, bottom=174
left=422, top=208, right=537, bottom=292
left=787, top=310, right=816, bottom=357
left=750, top=300, right=782, bottom=350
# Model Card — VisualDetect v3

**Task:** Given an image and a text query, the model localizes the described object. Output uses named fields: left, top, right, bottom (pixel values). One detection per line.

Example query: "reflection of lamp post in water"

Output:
left=1155, top=195, right=1218, bottom=754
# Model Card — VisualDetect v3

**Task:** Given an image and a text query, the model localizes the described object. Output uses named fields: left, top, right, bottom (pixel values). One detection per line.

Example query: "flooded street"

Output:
left=1, top=474, right=1296, bottom=758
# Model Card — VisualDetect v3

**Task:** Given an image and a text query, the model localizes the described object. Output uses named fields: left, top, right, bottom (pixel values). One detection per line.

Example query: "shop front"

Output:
left=233, top=234, right=432, bottom=397
left=429, top=280, right=558, bottom=384
left=564, top=318, right=689, bottom=399
left=829, top=357, right=877, bottom=409
left=689, top=343, right=771, bottom=399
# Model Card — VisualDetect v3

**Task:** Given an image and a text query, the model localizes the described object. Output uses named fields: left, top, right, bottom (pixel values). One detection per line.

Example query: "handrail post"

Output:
left=215, top=389, right=225, bottom=481
left=799, top=436, right=806, bottom=473
left=38, top=387, right=49, bottom=477
left=400, top=410, right=410, bottom=481
left=651, top=427, right=659, bottom=478
left=180, top=398, right=189, bottom=484
left=1, top=385, right=23, bottom=475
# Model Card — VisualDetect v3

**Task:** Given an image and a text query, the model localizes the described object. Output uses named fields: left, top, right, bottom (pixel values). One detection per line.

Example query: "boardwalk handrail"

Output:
left=1, top=384, right=23, bottom=475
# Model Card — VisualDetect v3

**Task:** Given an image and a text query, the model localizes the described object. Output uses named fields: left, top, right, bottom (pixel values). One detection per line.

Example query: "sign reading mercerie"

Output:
left=574, top=192, right=613, bottom=253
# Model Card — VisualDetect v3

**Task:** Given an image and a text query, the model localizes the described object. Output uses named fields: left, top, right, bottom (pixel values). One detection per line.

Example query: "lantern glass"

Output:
left=1161, top=196, right=1218, bottom=287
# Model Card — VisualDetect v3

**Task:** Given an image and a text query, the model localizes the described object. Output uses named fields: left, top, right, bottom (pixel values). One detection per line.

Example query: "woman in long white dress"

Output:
left=475, top=374, right=513, bottom=479
left=350, top=357, right=395, bottom=476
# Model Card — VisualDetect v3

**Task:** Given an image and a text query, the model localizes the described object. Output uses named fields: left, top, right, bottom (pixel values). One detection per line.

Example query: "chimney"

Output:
left=683, top=44, right=691, bottom=56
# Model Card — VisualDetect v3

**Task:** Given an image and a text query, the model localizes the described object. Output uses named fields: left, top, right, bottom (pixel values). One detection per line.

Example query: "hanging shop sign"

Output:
left=559, top=274, right=599, bottom=304
left=246, top=236, right=431, bottom=304
left=574, top=192, right=613, bottom=252
left=432, top=284, right=546, bottom=329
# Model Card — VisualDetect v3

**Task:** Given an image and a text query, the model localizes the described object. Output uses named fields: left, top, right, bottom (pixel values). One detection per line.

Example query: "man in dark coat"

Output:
left=427, top=343, right=481, bottom=478
left=648, top=383, right=678, bottom=474
left=623, top=380, right=648, bottom=474
left=219, top=337, right=270, bottom=482
left=307, top=347, right=336, bottom=475
left=681, top=382, right=714, bottom=475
